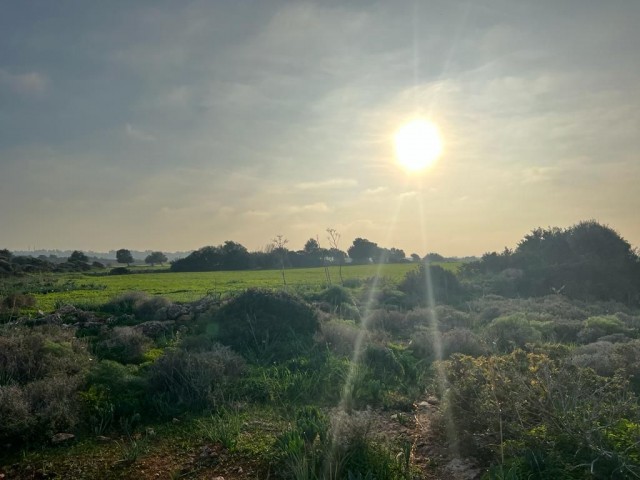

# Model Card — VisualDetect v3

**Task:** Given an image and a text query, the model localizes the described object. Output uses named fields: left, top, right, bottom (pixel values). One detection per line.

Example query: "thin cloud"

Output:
left=295, top=179, right=358, bottom=190
left=363, top=186, right=388, bottom=195
left=125, top=123, right=157, bottom=142
left=0, top=69, right=47, bottom=95
left=287, top=202, right=330, bottom=214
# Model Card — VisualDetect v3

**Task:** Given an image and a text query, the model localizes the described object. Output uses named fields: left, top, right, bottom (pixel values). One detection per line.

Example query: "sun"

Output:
left=393, top=119, right=443, bottom=172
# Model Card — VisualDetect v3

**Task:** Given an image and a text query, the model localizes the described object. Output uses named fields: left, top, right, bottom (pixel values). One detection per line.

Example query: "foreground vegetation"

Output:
left=1, top=221, right=639, bottom=479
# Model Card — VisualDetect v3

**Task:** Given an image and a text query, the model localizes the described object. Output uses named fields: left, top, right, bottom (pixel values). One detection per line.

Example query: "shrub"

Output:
left=1, top=293, right=36, bottom=311
left=367, top=309, right=410, bottom=336
left=134, top=296, right=172, bottom=321
left=25, top=375, right=83, bottom=437
left=102, top=291, right=149, bottom=315
left=0, top=326, right=89, bottom=384
left=146, top=346, right=245, bottom=414
left=398, top=264, right=464, bottom=306
left=210, top=289, right=319, bottom=363
left=313, top=285, right=355, bottom=308
left=315, top=319, right=363, bottom=357
left=577, top=315, right=628, bottom=344
left=109, top=267, right=130, bottom=275
left=437, top=351, right=640, bottom=477
left=93, top=327, right=153, bottom=364
left=486, top=314, right=543, bottom=352
left=0, top=385, right=33, bottom=445
left=441, top=328, right=486, bottom=358
left=85, top=360, right=146, bottom=422
left=0, top=326, right=89, bottom=447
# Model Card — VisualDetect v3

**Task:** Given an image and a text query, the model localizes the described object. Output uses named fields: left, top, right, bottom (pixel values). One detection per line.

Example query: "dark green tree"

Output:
left=68, top=250, right=88, bottom=263
left=145, top=251, right=167, bottom=266
left=347, top=238, right=380, bottom=264
left=116, top=248, right=134, bottom=266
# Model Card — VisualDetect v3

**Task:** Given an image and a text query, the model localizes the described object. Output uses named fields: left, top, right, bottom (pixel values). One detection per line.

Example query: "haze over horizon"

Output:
left=2, top=1, right=639, bottom=257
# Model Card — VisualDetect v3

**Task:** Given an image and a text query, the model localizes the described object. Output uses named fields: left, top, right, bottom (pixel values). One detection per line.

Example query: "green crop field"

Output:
left=24, top=263, right=458, bottom=312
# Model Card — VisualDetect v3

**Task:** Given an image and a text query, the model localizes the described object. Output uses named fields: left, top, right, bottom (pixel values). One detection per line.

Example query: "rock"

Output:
left=96, top=436, right=111, bottom=443
left=416, top=401, right=430, bottom=409
left=172, top=418, right=180, bottom=424
left=426, top=396, right=440, bottom=406
left=199, top=445, right=213, bottom=459
left=212, top=477, right=225, bottom=480
left=51, top=433, right=75, bottom=444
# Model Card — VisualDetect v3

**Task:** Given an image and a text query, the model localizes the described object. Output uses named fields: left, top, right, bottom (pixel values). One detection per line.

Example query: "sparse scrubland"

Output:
left=1, top=221, right=639, bottom=479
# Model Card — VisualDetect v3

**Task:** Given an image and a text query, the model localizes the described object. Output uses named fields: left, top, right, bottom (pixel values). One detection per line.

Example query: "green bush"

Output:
left=313, top=285, right=355, bottom=308
left=438, top=351, right=640, bottom=477
left=577, top=314, right=628, bottom=344
left=210, top=289, right=319, bottom=363
left=486, top=314, right=543, bottom=352
left=84, top=360, right=146, bottom=424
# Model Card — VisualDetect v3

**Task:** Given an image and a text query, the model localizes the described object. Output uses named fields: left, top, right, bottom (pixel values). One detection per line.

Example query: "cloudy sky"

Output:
left=1, top=0, right=639, bottom=256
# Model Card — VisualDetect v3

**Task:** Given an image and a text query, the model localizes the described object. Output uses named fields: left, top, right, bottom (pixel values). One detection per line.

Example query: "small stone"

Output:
left=426, top=396, right=439, bottom=405
left=390, top=414, right=398, bottom=420
left=51, top=433, right=75, bottom=444
left=237, top=467, right=243, bottom=473
left=96, top=435, right=111, bottom=443
left=417, top=401, right=430, bottom=408
left=172, top=418, right=180, bottom=424
left=212, top=477, right=225, bottom=480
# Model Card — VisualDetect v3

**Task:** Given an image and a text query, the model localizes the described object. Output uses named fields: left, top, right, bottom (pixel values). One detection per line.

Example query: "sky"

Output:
left=1, top=0, right=639, bottom=257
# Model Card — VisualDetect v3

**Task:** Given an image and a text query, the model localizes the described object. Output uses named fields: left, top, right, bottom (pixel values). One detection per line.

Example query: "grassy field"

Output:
left=26, top=263, right=448, bottom=312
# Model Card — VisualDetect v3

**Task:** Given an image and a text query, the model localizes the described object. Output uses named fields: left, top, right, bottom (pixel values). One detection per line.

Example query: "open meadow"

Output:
left=22, top=263, right=443, bottom=312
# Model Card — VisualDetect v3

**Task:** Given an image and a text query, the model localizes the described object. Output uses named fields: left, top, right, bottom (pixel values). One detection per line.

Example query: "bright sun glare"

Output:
left=394, top=119, right=443, bottom=172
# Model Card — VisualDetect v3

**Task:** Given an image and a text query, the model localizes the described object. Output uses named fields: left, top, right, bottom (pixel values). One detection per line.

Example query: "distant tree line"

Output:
left=169, top=235, right=416, bottom=273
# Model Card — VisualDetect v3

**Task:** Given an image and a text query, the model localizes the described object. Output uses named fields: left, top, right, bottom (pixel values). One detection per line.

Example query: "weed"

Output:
left=197, top=407, right=243, bottom=450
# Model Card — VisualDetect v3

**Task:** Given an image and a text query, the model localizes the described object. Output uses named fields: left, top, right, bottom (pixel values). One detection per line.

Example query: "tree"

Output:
left=116, top=248, right=134, bottom=266
left=68, top=250, right=88, bottom=263
left=347, top=238, right=380, bottom=264
left=303, top=238, right=320, bottom=254
left=472, top=220, right=640, bottom=303
left=145, top=251, right=167, bottom=266
left=220, top=241, right=251, bottom=270
left=387, top=247, right=406, bottom=263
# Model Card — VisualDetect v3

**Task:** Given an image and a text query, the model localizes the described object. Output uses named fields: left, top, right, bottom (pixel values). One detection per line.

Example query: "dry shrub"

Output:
left=0, top=326, right=89, bottom=384
left=103, top=292, right=173, bottom=320
left=0, top=385, right=33, bottom=444
left=147, top=345, right=246, bottom=412
left=315, top=319, right=388, bottom=358
left=441, top=328, right=487, bottom=359
left=94, top=326, right=153, bottom=364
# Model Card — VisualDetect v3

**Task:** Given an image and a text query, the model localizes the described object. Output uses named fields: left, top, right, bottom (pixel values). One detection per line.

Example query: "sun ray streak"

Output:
left=417, top=191, right=460, bottom=457
left=325, top=190, right=408, bottom=473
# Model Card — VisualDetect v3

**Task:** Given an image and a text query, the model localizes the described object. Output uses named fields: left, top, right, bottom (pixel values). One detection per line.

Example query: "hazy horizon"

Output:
left=2, top=1, right=639, bottom=256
